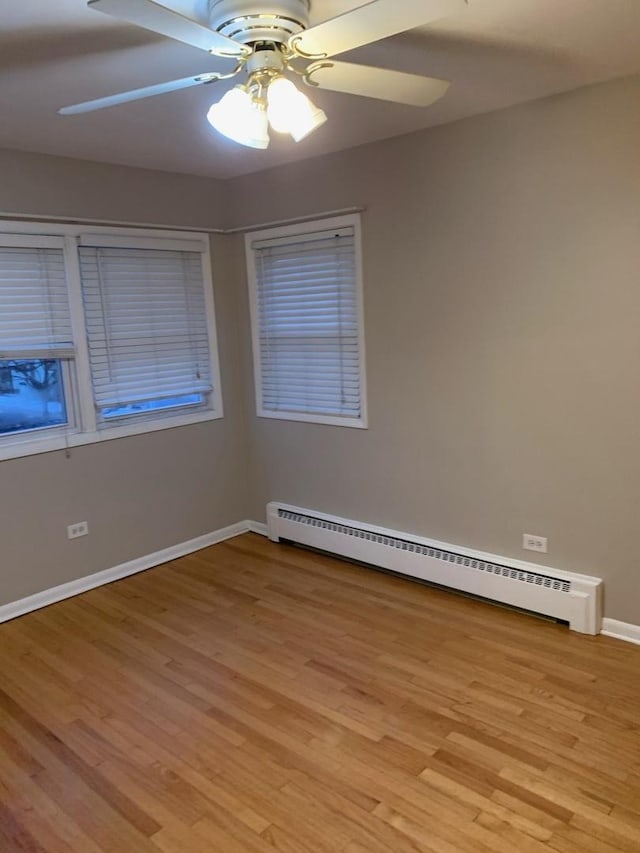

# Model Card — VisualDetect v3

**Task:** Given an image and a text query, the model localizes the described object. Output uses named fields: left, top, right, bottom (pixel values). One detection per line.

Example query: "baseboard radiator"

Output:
left=266, top=502, right=603, bottom=635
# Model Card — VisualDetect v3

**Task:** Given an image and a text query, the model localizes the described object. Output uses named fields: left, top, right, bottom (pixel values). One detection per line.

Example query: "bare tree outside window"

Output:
left=0, top=359, right=67, bottom=435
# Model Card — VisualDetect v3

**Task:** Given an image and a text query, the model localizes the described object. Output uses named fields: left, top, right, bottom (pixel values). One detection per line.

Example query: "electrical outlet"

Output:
left=523, top=533, right=547, bottom=554
left=67, top=521, right=89, bottom=540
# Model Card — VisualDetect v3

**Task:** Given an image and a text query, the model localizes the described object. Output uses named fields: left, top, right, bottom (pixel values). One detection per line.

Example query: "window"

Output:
left=78, top=235, right=214, bottom=425
left=0, top=235, right=75, bottom=443
left=245, top=214, right=367, bottom=427
left=0, top=224, right=222, bottom=461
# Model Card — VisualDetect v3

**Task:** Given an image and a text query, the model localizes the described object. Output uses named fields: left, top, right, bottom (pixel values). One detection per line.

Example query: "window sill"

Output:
left=0, top=409, right=223, bottom=462
left=257, top=409, right=367, bottom=429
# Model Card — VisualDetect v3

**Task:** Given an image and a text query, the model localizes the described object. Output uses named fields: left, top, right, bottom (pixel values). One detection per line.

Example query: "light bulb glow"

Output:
left=267, top=76, right=327, bottom=142
left=267, top=77, right=303, bottom=134
left=207, top=86, right=269, bottom=149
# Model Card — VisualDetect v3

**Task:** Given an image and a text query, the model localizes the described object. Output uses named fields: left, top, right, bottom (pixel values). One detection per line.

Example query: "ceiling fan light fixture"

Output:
left=288, top=94, right=327, bottom=142
left=266, top=75, right=327, bottom=142
left=206, top=85, right=269, bottom=149
left=65, top=0, right=461, bottom=154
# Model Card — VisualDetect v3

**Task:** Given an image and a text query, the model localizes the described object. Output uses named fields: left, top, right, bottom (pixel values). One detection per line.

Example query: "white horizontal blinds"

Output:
left=0, top=242, right=73, bottom=360
left=254, top=226, right=360, bottom=417
left=78, top=246, right=212, bottom=410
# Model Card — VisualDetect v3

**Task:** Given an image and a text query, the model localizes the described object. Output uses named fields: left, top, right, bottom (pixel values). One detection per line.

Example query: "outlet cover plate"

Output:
left=67, top=521, right=89, bottom=540
left=523, top=533, right=547, bottom=553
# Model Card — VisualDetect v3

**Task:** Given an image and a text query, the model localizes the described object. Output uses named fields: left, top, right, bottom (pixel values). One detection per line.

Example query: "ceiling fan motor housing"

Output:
left=208, top=0, right=310, bottom=46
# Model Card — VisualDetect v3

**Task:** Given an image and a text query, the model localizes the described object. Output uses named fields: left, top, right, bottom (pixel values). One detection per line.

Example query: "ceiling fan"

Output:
left=59, top=0, right=468, bottom=149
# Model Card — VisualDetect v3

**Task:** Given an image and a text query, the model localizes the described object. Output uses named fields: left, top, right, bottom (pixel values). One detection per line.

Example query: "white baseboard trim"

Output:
left=5, top=517, right=629, bottom=644
left=601, top=618, right=640, bottom=646
left=0, top=520, right=252, bottom=625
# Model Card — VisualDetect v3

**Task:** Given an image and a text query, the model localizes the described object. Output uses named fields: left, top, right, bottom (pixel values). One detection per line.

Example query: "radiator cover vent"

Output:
left=268, top=502, right=603, bottom=634
left=277, top=509, right=571, bottom=593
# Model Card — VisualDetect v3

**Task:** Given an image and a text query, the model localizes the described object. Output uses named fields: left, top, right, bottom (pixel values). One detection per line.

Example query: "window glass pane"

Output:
left=102, top=393, right=203, bottom=420
left=0, top=359, right=68, bottom=436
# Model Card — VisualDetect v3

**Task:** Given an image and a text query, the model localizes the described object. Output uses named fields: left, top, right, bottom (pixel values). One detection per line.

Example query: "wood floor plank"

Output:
left=1, top=533, right=639, bottom=852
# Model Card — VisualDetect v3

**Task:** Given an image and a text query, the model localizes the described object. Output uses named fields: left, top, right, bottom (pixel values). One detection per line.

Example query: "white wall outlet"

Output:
left=523, top=533, right=547, bottom=554
left=67, top=521, right=89, bottom=540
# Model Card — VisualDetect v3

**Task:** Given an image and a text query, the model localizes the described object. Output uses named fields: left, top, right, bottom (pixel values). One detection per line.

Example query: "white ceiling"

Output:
left=2, top=0, right=640, bottom=179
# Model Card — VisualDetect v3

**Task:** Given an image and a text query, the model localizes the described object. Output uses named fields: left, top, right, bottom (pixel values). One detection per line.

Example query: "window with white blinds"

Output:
left=0, top=237, right=73, bottom=361
left=0, top=222, right=222, bottom=461
left=78, top=240, right=215, bottom=422
left=246, top=214, right=366, bottom=427
left=0, top=235, right=75, bottom=442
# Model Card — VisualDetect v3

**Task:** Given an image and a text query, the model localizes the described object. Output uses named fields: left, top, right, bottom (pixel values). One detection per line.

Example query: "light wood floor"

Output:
left=1, top=534, right=640, bottom=852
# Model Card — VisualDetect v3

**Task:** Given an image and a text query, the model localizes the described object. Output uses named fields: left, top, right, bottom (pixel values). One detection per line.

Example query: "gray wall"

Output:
left=0, top=147, right=227, bottom=229
left=0, top=152, right=248, bottom=604
left=228, top=75, right=640, bottom=625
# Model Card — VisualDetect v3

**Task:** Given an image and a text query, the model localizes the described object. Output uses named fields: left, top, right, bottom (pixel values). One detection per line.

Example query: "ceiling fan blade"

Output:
left=88, top=0, right=249, bottom=57
left=290, top=0, right=467, bottom=59
left=58, top=72, right=220, bottom=115
left=305, top=61, right=450, bottom=107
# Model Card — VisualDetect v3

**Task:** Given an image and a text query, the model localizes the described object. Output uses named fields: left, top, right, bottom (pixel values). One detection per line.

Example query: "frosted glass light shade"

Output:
left=207, top=87, right=269, bottom=149
left=288, top=96, right=327, bottom=142
left=267, top=76, right=327, bottom=142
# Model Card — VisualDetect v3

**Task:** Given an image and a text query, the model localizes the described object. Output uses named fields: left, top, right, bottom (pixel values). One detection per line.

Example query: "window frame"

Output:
left=0, top=221, right=223, bottom=462
left=245, top=213, right=368, bottom=429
